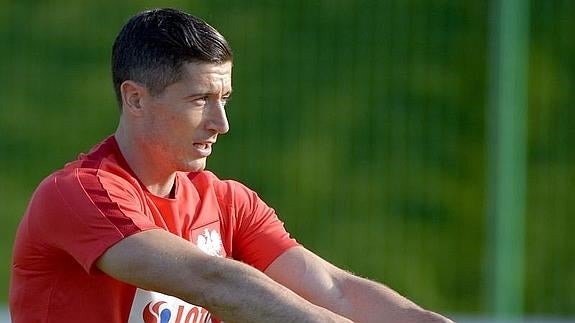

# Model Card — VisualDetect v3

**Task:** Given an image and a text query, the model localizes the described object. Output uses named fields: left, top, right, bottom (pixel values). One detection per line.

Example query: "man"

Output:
left=10, top=8, right=453, bottom=323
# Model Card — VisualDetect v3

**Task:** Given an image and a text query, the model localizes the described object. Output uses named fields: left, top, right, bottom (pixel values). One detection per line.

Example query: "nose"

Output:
left=205, top=101, right=230, bottom=134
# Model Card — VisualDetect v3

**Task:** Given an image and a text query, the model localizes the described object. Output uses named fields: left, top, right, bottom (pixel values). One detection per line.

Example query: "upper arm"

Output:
left=96, top=229, right=213, bottom=304
left=98, top=230, right=352, bottom=323
left=264, top=246, right=350, bottom=313
left=225, top=180, right=299, bottom=270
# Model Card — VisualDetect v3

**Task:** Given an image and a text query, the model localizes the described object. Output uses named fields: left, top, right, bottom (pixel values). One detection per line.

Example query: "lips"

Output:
left=193, top=142, right=213, bottom=157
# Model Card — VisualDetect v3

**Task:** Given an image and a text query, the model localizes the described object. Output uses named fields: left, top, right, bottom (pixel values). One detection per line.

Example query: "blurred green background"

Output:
left=1, top=0, right=573, bottom=319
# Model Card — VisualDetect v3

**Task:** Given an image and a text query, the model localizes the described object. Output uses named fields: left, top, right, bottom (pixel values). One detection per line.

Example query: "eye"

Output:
left=190, top=96, right=208, bottom=107
left=221, top=94, right=232, bottom=105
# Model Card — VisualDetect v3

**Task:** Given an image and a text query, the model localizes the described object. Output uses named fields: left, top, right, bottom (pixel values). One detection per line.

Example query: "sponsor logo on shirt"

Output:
left=143, top=299, right=211, bottom=323
left=130, top=290, right=212, bottom=323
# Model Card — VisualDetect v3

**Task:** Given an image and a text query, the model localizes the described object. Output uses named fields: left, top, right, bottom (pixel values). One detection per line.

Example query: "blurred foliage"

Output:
left=0, top=0, right=573, bottom=316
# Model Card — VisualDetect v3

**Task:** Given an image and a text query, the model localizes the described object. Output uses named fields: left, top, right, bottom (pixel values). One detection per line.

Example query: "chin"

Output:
left=185, top=159, right=207, bottom=172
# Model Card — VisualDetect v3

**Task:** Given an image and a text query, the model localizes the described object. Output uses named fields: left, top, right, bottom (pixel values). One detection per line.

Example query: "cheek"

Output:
left=142, top=113, right=174, bottom=146
left=146, top=108, right=205, bottom=142
left=153, top=113, right=185, bottom=132
left=180, top=110, right=206, bottom=133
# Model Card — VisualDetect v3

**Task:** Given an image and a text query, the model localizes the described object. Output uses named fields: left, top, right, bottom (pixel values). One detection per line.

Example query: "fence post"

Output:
left=486, top=0, right=530, bottom=318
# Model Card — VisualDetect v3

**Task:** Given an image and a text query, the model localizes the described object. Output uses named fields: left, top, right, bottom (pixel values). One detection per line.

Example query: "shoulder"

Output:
left=46, top=161, right=141, bottom=203
left=28, top=164, right=144, bottom=226
left=21, top=139, right=150, bottom=246
left=28, top=139, right=145, bottom=223
left=50, top=136, right=143, bottom=198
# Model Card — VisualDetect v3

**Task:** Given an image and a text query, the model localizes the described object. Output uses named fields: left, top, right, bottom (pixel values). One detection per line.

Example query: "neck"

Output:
left=115, top=121, right=176, bottom=198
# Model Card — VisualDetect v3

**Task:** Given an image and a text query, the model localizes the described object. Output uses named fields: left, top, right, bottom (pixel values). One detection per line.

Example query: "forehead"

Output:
left=179, top=61, right=232, bottom=89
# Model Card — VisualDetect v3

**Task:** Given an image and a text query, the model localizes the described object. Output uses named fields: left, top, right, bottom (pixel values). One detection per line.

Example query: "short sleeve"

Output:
left=227, top=181, right=299, bottom=271
left=29, top=168, right=160, bottom=273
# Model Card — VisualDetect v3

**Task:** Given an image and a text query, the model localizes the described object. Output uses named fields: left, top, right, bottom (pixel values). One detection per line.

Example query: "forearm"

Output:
left=98, top=230, right=350, bottom=323
left=190, top=256, right=351, bottom=323
left=337, top=275, right=453, bottom=323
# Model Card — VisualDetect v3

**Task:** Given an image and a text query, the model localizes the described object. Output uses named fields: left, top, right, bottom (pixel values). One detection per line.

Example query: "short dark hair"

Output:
left=111, top=8, right=233, bottom=108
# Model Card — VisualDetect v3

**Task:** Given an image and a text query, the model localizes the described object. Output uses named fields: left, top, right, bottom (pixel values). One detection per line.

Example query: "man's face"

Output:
left=140, top=61, right=232, bottom=172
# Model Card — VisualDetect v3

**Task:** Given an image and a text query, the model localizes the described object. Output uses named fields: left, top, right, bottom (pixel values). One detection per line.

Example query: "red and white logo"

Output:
left=130, top=290, right=212, bottom=323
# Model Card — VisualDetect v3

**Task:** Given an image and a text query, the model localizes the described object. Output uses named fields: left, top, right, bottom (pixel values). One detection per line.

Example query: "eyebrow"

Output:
left=184, top=89, right=232, bottom=100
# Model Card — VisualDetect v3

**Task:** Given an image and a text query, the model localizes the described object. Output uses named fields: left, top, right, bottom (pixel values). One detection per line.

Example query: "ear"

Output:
left=120, top=80, right=147, bottom=116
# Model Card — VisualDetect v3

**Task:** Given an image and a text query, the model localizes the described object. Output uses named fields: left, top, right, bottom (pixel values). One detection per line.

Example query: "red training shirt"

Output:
left=10, top=136, right=299, bottom=323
